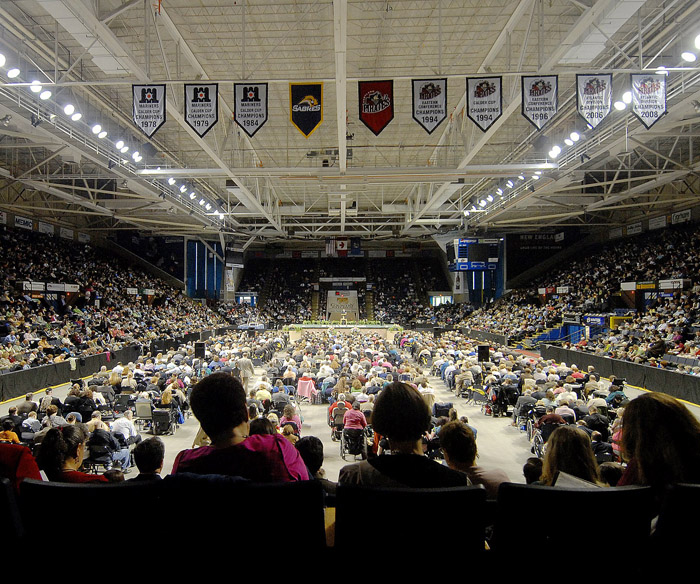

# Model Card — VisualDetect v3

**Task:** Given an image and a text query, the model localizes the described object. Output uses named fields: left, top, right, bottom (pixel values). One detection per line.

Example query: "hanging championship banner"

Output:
left=132, top=84, right=166, bottom=137
left=184, top=83, right=218, bottom=138
left=290, top=83, right=323, bottom=137
left=576, top=74, right=612, bottom=129
left=467, top=77, right=503, bottom=132
left=234, top=83, right=268, bottom=138
left=359, top=80, right=394, bottom=136
left=521, top=75, right=557, bottom=131
left=412, top=78, right=447, bottom=134
left=631, top=73, right=666, bottom=129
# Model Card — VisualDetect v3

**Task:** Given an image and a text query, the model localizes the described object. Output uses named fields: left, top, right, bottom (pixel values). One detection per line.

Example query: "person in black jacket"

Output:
left=87, top=428, right=131, bottom=471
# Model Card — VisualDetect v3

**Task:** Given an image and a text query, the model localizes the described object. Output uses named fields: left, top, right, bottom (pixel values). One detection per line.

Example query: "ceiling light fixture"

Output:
left=168, top=177, right=176, bottom=185
left=622, top=91, right=632, bottom=104
left=7, top=68, right=20, bottom=78
left=115, top=140, right=124, bottom=149
left=681, top=51, right=697, bottom=62
left=71, top=112, right=82, bottom=121
left=63, top=104, right=75, bottom=116
left=39, top=90, right=51, bottom=100
left=614, top=101, right=626, bottom=111
left=0, top=54, right=5, bottom=68
left=92, top=124, right=101, bottom=134
left=570, top=132, right=580, bottom=142
left=189, top=192, right=196, bottom=199
left=29, top=80, right=42, bottom=93
left=98, top=130, right=107, bottom=139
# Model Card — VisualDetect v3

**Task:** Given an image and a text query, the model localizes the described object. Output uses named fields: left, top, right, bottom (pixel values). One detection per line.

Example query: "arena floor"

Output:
left=0, top=348, right=683, bottom=483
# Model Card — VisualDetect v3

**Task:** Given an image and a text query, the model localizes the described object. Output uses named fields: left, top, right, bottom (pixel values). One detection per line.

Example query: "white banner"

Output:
left=576, top=74, right=612, bottom=129
left=133, top=84, right=166, bottom=137
left=467, top=77, right=502, bottom=132
left=626, top=222, right=642, bottom=236
left=60, top=227, right=73, bottom=240
left=225, top=269, right=235, bottom=292
left=38, top=221, right=54, bottom=235
left=46, top=283, right=65, bottom=292
left=126, top=288, right=138, bottom=295
left=522, top=75, right=557, bottom=130
left=672, top=209, right=691, bottom=224
left=649, top=215, right=667, bottom=230
left=234, top=83, right=268, bottom=138
left=0, top=212, right=6, bottom=225
left=78, top=233, right=90, bottom=243
left=412, top=78, right=447, bottom=134
left=631, top=74, right=666, bottom=129
left=184, top=83, right=218, bottom=138
left=64, top=284, right=79, bottom=293
left=14, top=215, right=33, bottom=230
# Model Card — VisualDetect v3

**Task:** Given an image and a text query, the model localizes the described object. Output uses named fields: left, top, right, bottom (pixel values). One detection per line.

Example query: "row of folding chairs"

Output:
left=1, top=477, right=694, bottom=564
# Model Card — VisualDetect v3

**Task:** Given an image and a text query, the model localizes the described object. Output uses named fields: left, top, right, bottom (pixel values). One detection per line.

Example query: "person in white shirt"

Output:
left=111, top=410, right=142, bottom=446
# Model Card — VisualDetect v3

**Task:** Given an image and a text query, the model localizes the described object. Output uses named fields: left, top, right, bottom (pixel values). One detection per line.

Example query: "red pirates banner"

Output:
left=359, top=80, right=394, bottom=136
left=290, top=83, right=323, bottom=138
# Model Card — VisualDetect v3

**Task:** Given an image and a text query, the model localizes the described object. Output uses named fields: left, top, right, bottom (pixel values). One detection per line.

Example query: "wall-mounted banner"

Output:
left=60, top=227, right=74, bottom=240
left=521, top=75, right=557, bottom=130
left=412, top=78, right=447, bottom=134
left=631, top=74, right=666, bottom=129
left=14, top=215, right=33, bottom=230
left=78, top=232, right=90, bottom=243
left=672, top=208, right=691, bottom=225
left=626, top=221, right=642, bottom=236
left=290, top=83, right=323, bottom=137
left=234, top=83, right=268, bottom=138
left=38, top=221, right=54, bottom=235
left=184, top=83, right=218, bottom=138
left=649, top=215, right=667, bottom=230
left=132, top=84, right=166, bottom=137
left=359, top=80, right=394, bottom=136
left=467, top=76, right=502, bottom=132
left=0, top=211, right=6, bottom=225
left=576, top=74, right=612, bottom=129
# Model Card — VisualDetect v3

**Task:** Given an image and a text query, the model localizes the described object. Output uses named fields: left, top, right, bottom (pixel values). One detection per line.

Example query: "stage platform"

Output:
left=286, top=324, right=399, bottom=342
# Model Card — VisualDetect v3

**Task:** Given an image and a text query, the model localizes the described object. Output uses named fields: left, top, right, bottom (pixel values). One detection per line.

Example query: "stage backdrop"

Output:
left=326, top=290, right=359, bottom=321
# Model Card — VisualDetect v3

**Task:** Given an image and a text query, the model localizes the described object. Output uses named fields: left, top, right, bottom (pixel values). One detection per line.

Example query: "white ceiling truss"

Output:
left=0, top=0, right=698, bottom=249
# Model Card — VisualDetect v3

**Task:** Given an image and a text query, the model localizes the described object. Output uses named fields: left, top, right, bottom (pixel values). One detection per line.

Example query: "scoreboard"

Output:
left=447, top=238, right=500, bottom=271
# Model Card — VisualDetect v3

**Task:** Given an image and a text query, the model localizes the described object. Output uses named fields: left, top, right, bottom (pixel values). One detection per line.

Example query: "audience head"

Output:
left=522, top=457, right=543, bottom=484
left=439, top=421, right=477, bottom=469
left=249, top=417, right=276, bottom=436
left=541, top=425, right=601, bottom=486
left=296, top=436, right=324, bottom=475
left=372, top=381, right=431, bottom=444
left=620, top=392, right=700, bottom=489
left=190, top=373, right=248, bottom=444
left=133, top=437, right=165, bottom=475
left=35, top=425, right=88, bottom=480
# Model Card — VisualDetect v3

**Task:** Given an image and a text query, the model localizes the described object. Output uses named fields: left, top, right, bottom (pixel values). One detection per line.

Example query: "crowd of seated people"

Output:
left=0, top=226, right=225, bottom=372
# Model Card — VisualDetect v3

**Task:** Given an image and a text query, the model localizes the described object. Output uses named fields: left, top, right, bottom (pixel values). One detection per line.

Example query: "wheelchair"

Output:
left=340, top=427, right=369, bottom=461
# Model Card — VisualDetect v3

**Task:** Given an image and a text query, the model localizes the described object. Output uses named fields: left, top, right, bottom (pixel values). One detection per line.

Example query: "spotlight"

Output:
left=549, top=145, right=561, bottom=158
left=132, top=151, right=140, bottom=160
left=7, top=68, right=20, bottom=78
left=1, top=114, right=11, bottom=127
left=496, top=188, right=503, bottom=196
left=120, top=146, right=129, bottom=153
left=39, top=90, right=51, bottom=100
left=531, top=174, right=540, bottom=180
left=696, top=34, right=700, bottom=50
left=205, top=203, right=212, bottom=211
left=614, top=101, right=626, bottom=111
left=0, top=54, right=5, bottom=67
left=115, top=140, right=124, bottom=149
left=64, top=104, right=75, bottom=116
left=535, top=171, right=542, bottom=175
left=655, top=66, right=668, bottom=76
left=518, top=175, right=525, bottom=181
left=189, top=192, right=196, bottom=199
left=168, top=177, right=176, bottom=185
left=506, top=180, right=513, bottom=188
left=486, top=194, right=493, bottom=202
left=29, top=80, right=42, bottom=93
left=564, top=138, right=574, bottom=146
left=199, top=199, right=206, bottom=206
left=92, top=124, right=101, bottom=134
left=134, top=155, right=142, bottom=162
left=622, top=91, right=632, bottom=104
left=180, top=185, right=187, bottom=193
left=71, top=112, right=82, bottom=121
left=681, top=51, right=697, bottom=63
left=218, top=212, right=224, bottom=220
left=98, top=130, right=107, bottom=139
left=463, top=210, right=470, bottom=216
left=479, top=199, right=486, bottom=207
left=570, top=132, right=580, bottom=142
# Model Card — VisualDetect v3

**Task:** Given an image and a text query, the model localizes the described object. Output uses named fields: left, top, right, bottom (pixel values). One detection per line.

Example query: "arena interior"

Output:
left=1, top=0, right=700, bottom=562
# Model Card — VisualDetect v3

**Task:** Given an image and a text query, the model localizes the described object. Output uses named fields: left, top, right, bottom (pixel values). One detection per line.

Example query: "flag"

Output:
left=359, top=80, right=394, bottom=136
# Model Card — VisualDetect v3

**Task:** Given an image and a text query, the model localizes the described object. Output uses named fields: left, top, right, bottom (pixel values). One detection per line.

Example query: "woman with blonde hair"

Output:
left=540, top=425, right=603, bottom=486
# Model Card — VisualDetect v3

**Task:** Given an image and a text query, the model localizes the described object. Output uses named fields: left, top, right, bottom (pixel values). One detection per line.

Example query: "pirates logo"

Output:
left=419, top=82, right=441, bottom=100
left=638, top=77, right=662, bottom=95
left=582, top=77, right=606, bottom=95
left=529, top=79, right=552, bottom=96
left=361, top=90, right=391, bottom=113
left=474, top=81, right=496, bottom=98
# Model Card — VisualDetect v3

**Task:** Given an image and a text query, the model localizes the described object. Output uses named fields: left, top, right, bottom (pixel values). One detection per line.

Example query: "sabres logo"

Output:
left=292, top=95, right=321, bottom=112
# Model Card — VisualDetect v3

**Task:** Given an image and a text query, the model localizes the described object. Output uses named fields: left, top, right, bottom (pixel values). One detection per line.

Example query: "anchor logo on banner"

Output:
left=235, top=83, right=269, bottom=138
left=184, top=83, right=218, bottom=138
